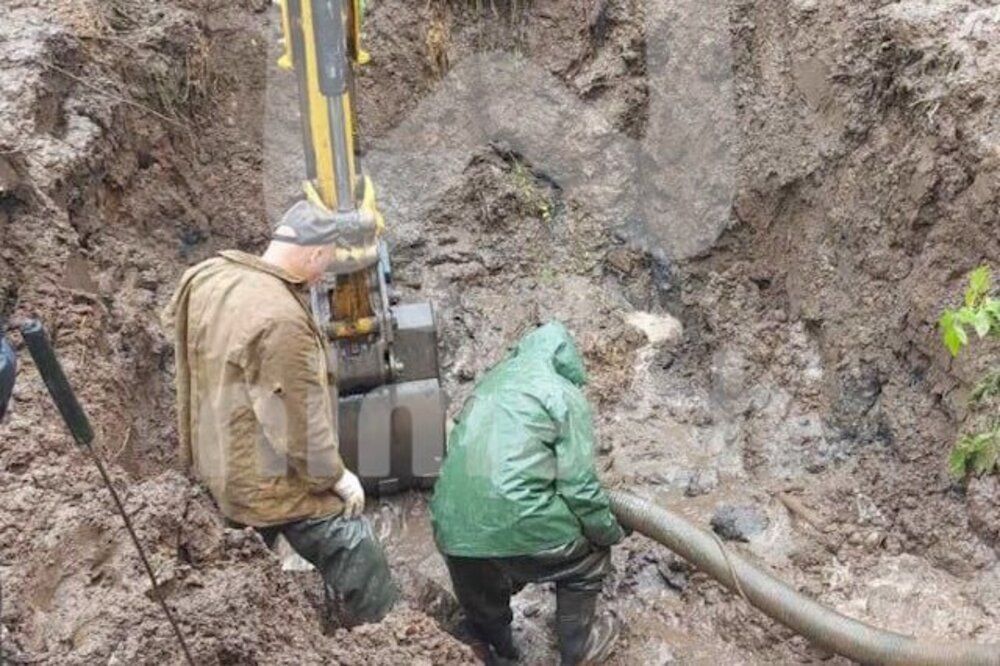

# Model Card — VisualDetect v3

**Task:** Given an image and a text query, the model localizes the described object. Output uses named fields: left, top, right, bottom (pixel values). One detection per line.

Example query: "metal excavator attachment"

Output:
left=278, top=0, right=445, bottom=494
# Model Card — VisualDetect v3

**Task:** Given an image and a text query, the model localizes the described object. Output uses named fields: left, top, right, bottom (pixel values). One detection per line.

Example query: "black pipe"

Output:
left=19, top=320, right=94, bottom=446
left=0, top=322, right=15, bottom=420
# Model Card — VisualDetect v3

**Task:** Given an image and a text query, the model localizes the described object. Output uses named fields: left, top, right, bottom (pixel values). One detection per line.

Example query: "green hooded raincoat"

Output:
left=430, top=322, right=624, bottom=557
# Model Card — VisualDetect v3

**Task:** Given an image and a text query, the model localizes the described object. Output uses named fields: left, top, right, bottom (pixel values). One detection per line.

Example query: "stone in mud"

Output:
left=606, top=247, right=640, bottom=275
left=710, top=505, right=770, bottom=542
left=647, top=468, right=692, bottom=490
left=656, top=553, right=691, bottom=591
left=827, top=364, right=891, bottom=449
left=627, top=311, right=683, bottom=347
left=709, top=348, right=753, bottom=416
left=685, top=468, right=719, bottom=497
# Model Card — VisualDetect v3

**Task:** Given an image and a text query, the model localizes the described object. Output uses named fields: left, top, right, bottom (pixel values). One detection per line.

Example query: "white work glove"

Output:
left=334, top=470, right=365, bottom=519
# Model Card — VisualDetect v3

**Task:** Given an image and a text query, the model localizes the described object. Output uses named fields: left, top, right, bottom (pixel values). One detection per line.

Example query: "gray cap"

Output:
left=273, top=200, right=379, bottom=251
left=272, top=200, right=341, bottom=246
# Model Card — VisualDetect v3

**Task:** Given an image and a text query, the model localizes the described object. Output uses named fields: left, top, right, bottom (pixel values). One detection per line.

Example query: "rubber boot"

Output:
left=556, top=588, right=595, bottom=665
left=458, top=616, right=520, bottom=663
left=556, top=588, right=620, bottom=666
left=481, top=622, right=520, bottom=662
left=579, top=610, right=621, bottom=664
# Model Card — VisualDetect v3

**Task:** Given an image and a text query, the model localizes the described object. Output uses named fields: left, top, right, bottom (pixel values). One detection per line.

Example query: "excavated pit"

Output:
left=1, top=0, right=999, bottom=664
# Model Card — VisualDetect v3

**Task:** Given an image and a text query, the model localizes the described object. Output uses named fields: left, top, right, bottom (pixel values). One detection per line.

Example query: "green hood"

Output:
left=510, top=321, right=587, bottom=387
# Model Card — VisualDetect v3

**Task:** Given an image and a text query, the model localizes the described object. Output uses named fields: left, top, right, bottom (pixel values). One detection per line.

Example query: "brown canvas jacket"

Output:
left=163, top=250, right=344, bottom=526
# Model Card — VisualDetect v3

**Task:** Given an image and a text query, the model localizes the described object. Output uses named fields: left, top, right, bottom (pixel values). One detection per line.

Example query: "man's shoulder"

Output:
left=188, top=257, right=308, bottom=326
left=190, top=255, right=291, bottom=296
left=178, top=255, right=227, bottom=283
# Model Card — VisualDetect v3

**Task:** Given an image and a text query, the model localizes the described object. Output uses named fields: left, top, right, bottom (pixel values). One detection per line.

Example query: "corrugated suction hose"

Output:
left=608, top=491, right=1000, bottom=666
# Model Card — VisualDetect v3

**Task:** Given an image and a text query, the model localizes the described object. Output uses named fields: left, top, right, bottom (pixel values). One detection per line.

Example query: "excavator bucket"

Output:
left=333, top=253, right=447, bottom=494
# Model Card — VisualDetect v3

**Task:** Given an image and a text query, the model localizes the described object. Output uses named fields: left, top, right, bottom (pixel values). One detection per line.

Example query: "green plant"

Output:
left=939, top=265, right=1000, bottom=478
left=970, top=369, right=1000, bottom=403
left=938, top=266, right=1000, bottom=356
left=948, top=429, right=1000, bottom=478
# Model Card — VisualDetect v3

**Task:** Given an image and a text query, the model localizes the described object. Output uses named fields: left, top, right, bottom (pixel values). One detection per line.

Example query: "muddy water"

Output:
left=369, top=490, right=711, bottom=665
left=358, top=311, right=999, bottom=664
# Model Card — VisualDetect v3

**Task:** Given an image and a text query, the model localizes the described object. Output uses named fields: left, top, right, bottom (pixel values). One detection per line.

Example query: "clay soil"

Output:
left=1, top=0, right=999, bottom=664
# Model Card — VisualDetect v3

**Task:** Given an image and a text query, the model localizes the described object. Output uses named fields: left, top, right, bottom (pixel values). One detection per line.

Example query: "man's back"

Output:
left=431, top=322, right=621, bottom=558
left=165, top=250, right=344, bottom=527
left=432, top=374, right=581, bottom=557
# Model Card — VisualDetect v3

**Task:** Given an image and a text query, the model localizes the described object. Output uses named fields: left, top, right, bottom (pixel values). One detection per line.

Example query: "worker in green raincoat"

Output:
left=430, top=321, right=625, bottom=665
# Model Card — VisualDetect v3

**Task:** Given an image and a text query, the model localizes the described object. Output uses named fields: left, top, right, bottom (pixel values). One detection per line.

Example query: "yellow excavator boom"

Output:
left=276, top=0, right=446, bottom=495
left=279, top=0, right=381, bottom=327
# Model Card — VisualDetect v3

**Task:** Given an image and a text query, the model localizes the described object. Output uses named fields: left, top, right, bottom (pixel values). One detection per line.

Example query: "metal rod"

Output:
left=19, top=320, right=195, bottom=665
left=90, top=451, right=196, bottom=666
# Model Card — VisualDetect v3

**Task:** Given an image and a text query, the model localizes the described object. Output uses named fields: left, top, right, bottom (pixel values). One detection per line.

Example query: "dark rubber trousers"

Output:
left=0, top=332, right=15, bottom=421
left=259, top=513, right=398, bottom=625
left=444, top=538, right=611, bottom=665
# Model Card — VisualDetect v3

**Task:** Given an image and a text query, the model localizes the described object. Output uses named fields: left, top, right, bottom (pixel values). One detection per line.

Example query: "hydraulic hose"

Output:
left=608, top=490, right=1000, bottom=666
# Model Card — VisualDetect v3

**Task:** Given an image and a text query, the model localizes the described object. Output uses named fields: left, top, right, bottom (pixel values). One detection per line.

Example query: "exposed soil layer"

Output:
left=1, top=0, right=998, bottom=664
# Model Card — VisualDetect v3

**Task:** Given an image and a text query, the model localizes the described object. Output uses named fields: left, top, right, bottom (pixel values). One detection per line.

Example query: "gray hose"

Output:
left=609, top=490, right=1000, bottom=666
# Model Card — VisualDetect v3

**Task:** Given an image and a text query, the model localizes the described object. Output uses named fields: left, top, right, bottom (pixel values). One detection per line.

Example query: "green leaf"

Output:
left=973, top=309, right=993, bottom=338
left=957, top=324, right=969, bottom=349
left=966, top=431, right=1000, bottom=476
left=955, top=307, right=979, bottom=325
left=948, top=446, right=969, bottom=478
left=985, top=299, right=1000, bottom=327
left=939, top=310, right=968, bottom=356
left=972, top=442, right=999, bottom=476
left=965, top=266, right=992, bottom=307
left=970, top=371, right=1000, bottom=404
left=974, top=431, right=993, bottom=448
left=955, top=432, right=996, bottom=472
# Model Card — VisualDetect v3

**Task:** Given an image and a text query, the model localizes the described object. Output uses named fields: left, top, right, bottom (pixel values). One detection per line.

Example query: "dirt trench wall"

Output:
left=356, top=0, right=1000, bottom=568
left=724, top=0, right=1000, bottom=567
left=348, top=1, right=1000, bottom=659
left=590, top=1, right=1000, bottom=658
left=1, top=0, right=271, bottom=474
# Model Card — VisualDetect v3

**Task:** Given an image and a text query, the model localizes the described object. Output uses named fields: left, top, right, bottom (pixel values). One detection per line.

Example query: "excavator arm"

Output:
left=279, top=0, right=378, bottom=317
left=278, top=0, right=445, bottom=493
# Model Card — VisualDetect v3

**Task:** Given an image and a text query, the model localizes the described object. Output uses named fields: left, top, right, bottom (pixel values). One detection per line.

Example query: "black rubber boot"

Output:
left=556, top=588, right=596, bottom=665
left=456, top=616, right=520, bottom=663
left=479, top=621, right=520, bottom=662
left=579, top=610, right=621, bottom=664
left=556, top=588, right=620, bottom=665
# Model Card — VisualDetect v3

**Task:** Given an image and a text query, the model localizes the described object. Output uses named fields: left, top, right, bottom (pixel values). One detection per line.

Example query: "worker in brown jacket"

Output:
left=163, top=201, right=397, bottom=624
